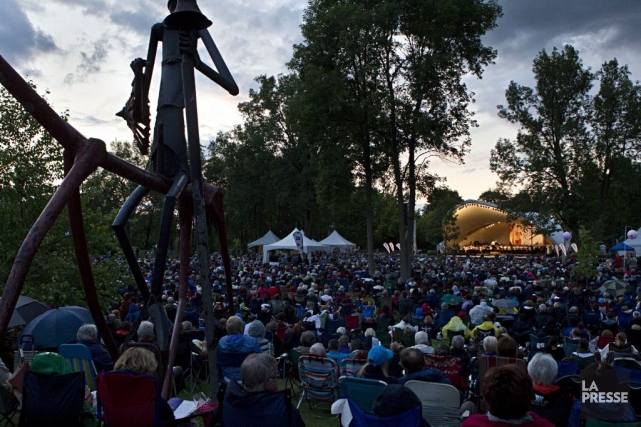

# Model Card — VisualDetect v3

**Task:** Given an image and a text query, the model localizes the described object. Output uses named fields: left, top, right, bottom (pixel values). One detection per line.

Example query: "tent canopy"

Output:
left=247, top=230, right=281, bottom=249
left=609, top=242, right=636, bottom=252
left=262, top=228, right=329, bottom=263
left=622, top=227, right=641, bottom=256
left=319, top=230, right=356, bottom=251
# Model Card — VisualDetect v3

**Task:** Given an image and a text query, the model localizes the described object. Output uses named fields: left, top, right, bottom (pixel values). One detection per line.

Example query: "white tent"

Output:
left=262, top=228, right=330, bottom=263
left=623, top=227, right=641, bottom=256
left=319, top=230, right=357, bottom=251
left=247, top=230, right=281, bottom=249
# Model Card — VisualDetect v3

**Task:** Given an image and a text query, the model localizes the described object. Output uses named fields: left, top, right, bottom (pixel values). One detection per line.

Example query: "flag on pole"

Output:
left=293, top=231, right=304, bottom=256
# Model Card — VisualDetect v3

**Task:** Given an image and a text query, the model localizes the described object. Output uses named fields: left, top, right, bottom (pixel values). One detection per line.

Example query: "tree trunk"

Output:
left=363, top=135, right=375, bottom=275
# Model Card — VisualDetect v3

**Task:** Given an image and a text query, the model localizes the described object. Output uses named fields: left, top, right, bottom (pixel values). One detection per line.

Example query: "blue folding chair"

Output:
left=325, top=317, right=346, bottom=337
left=615, top=366, right=641, bottom=385
left=556, top=361, right=579, bottom=380
left=58, top=343, right=98, bottom=391
left=344, top=397, right=422, bottom=427
left=338, top=376, right=387, bottom=413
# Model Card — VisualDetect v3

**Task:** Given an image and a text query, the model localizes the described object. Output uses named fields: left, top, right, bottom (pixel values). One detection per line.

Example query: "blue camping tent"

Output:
left=609, top=242, right=636, bottom=252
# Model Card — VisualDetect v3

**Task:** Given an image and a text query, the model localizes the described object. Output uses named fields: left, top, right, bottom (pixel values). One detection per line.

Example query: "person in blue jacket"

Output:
left=215, top=353, right=305, bottom=427
left=217, top=316, right=261, bottom=382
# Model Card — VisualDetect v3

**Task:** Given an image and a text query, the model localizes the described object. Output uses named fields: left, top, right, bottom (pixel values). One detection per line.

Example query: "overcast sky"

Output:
left=1, top=0, right=640, bottom=200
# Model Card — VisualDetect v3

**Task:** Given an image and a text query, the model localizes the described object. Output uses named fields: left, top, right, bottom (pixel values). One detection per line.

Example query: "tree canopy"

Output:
left=491, top=45, right=641, bottom=244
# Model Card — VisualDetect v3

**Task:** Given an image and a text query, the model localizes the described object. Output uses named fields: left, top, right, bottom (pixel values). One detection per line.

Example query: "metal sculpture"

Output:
left=0, top=0, right=237, bottom=398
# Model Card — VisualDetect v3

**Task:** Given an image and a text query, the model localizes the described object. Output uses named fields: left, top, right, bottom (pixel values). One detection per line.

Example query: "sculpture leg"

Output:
left=113, top=185, right=152, bottom=301
left=65, top=150, right=119, bottom=360
left=181, top=53, right=220, bottom=394
left=204, top=185, right=233, bottom=316
left=0, top=138, right=107, bottom=336
left=162, top=194, right=193, bottom=400
left=148, top=172, right=189, bottom=352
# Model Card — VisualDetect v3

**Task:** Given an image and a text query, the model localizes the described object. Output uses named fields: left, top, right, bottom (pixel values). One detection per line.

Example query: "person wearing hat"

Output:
left=257, top=303, right=272, bottom=325
left=245, top=320, right=274, bottom=356
left=469, top=300, right=493, bottom=325
left=357, top=345, right=398, bottom=383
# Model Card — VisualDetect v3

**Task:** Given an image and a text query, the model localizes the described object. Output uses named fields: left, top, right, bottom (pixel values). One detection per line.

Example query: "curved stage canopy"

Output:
left=446, top=200, right=556, bottom=248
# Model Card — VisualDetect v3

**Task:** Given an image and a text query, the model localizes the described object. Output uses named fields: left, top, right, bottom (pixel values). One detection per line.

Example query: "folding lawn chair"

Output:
left=59, top=343, right=99, bottom=391
left=297, top=355, right=339, bottom=409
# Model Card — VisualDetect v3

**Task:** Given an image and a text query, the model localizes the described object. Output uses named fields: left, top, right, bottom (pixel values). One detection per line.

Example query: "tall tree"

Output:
left=377, top=0, right=501, bottom=278
left=291, top=0, right=390, bottom=274
left=291, top=0, right=501, bottom=277
left=491, top=47, right=641, bottom=243
left=586, top=59, right=641, bottom=238
left=491, top=45, right=593, bottom=238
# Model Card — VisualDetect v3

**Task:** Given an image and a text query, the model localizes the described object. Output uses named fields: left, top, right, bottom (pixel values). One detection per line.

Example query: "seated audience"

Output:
left=412, top=331, right=435, bottom=354
left=601, top=331, right=638, bottom=363
left=497, top=336, right=518, bottom=358
left=544, top=336, right=565, bottom=361
left=568, top=362, right=637, bottom=425
left=371, top=384, right=428, bottom=426
left=77, top=324, right=114, bottom=372
left=294, top=331, right=316, bottom=355
left=114, top=347, right=181, bottom=423
left=482, top=336, right=498, bottom=356
left=363, top=328, right=379, bottom=349
left=398, top=348, right=449, bottom=385
left=216, top=353, right=305, bottom=427
left=309, top=343, right=326, bottom=358
left=387, top=342, right=404, bottom=378
left=218, top=316, right=262, bottom=382
left=338, top=335, right=351, bottom=354
left=472, top=315, right=498, bottom=339
left=358, top=346, right=398, bottom=384
left=326, top=339, right=347, bottom=365
left=441, top=316, right=471, bottom=340
left=451, top=335, right=471, bottom=379
left=246, top=320, right=274, bottom=355
left=462, top=365, right=554, bottom=426
left=527, top=353, right=572, bottom=427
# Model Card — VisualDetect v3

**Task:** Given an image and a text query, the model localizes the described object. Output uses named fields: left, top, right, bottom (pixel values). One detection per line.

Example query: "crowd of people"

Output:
left=4, top=249, right=641, bottom=426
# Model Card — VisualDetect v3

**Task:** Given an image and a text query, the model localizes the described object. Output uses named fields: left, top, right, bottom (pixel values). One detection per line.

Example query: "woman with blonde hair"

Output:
left=358, top=346, right=399, bottom=383
left=114, top=347, right=158, bottom=376
left=113, top=347, right=183, bottom=422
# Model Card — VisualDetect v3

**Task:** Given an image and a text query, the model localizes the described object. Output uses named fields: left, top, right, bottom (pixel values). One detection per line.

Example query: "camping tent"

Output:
left=247, top=230, right=281, bottom=249
left=262, top=228, right=330, bottom=263
left=623, top=227, right=641, bottom=256
left=319, top=230, right=357, bottom=251
left=609, top=242, right=636, bottom=253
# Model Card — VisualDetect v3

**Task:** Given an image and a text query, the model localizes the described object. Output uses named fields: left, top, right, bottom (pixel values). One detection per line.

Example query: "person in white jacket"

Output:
left=469, top=300, right=494, bottom=325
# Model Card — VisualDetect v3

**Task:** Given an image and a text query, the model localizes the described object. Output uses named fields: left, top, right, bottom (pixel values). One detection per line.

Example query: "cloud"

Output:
left=64, top=39, right=110, bottom=84
left=0, top=0, right=60, bottom=65
left=486, top=0, right=641, bottom=64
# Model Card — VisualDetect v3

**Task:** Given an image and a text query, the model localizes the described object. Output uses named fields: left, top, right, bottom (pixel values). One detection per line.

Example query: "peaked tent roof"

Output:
left=262, top=228, right=329, bottom=263
left=319, top=230, right=357, bottom=250
left=609, top=242, right=636, bottom=252
left=247, top=230, right=281, bottom=249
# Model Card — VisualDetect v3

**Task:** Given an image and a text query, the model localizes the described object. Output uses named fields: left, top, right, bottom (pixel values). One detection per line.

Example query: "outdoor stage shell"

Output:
left=446, top=200, right=552, bottom=248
